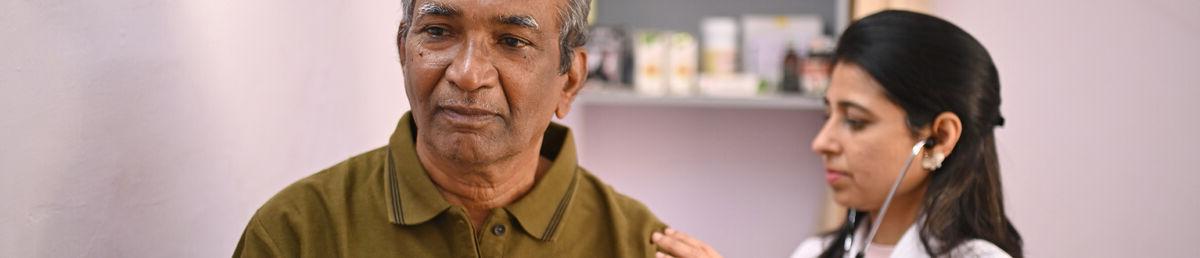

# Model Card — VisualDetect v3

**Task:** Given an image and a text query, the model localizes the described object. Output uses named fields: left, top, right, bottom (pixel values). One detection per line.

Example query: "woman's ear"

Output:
left=556, top=47, right=588, bottom=119
left=930, top=112, right=963, bottom=156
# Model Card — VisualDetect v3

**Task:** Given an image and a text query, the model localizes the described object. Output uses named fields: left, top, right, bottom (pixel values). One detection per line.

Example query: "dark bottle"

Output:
left=781, top=44, right=802, bottom=93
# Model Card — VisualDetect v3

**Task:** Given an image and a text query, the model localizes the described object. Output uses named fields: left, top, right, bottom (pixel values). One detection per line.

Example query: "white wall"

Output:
left=932, top=0, right=1200, bottom=257
left=1, top=1, right=406, bottom=257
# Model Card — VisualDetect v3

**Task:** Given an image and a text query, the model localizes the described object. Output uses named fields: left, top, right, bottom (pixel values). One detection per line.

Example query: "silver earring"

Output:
left=922, top=151, right=945, bottom=171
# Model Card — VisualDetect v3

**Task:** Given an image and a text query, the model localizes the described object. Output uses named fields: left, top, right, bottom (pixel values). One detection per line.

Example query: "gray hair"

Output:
left=397, top=0, right=591, bottom=74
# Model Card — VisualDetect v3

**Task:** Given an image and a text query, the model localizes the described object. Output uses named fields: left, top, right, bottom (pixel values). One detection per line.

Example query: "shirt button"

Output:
left=491, top=224, right=507, bottom=236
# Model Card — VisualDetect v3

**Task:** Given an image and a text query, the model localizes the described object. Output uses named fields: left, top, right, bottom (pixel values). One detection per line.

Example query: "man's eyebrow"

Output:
left=498, top=15, right=540, bottom=30
left=417, top=2, right=458, bottom=17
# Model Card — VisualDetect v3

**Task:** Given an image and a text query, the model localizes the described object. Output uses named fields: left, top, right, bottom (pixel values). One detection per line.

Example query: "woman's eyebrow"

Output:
left=837, top=100, right=874, bottom=116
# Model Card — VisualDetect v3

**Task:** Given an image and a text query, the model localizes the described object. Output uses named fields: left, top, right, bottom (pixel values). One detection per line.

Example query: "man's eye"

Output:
left=422, top=26, right=449, bottom=37
left=500, top=37, right=530, bottom=48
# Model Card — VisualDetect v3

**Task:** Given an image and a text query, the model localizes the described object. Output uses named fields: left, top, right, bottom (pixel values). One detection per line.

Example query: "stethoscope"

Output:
left=842, top=139, right=931, bottom=258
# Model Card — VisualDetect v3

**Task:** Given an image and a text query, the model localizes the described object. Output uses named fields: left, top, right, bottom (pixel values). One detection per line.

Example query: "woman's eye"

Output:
left=500, top=36, right=530, bottom=48
left=844, top=118, right=867, bottom=130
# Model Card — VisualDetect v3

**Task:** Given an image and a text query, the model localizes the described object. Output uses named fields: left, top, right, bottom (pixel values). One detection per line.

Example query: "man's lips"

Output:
left=440, top=104, right=496, bottom=116
left=436, top=104, right=499, bottom=127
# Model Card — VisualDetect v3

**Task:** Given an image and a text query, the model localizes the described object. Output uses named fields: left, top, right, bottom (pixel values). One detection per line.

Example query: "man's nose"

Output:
left=444, top=41, right=499, bottom=92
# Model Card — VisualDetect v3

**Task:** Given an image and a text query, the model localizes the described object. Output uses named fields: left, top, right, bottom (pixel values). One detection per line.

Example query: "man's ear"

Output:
left=396, top=22, right=408, bottom=66
left=555, top=47, right=588, bottom=119
left=929, top=112, right=963, bottom=156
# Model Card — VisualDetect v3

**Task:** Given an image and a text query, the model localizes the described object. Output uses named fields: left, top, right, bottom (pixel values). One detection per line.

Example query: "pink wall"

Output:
left=572, top=0, right=1200, bottom=257
left=932, top=0, right=1200, bottom=257
left=1, top=1, right=406, bottom=257
left=4, top=0, right=1199, bottom=257
left=569, top=105, right=829, bottom=258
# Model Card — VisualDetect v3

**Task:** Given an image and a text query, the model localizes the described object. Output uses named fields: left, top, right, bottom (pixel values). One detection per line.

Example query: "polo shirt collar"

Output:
left=385, top=112, right=451, bottom=225
left=384, top=112, right=580, bottom=241
left=504, top=121, right=579, bottom=241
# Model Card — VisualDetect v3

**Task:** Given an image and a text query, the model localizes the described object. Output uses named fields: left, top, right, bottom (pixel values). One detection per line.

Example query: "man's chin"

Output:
left=431, top=137, right=507, bottom=165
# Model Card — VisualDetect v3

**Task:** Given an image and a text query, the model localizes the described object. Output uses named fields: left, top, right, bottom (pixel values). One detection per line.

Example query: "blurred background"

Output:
left=2, top=0, right=1199, bottom=257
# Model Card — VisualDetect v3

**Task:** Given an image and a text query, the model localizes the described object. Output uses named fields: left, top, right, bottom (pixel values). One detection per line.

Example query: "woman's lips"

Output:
left=825, top=169, right=850, bottom=185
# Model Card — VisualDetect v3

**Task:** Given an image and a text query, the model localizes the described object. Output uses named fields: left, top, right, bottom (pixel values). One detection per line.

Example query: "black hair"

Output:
left=818, top=10, right=1023, bottom=257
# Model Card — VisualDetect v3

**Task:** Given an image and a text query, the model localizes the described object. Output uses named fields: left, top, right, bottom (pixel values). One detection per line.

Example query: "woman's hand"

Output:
left=652, top=228, right=723, bottom=258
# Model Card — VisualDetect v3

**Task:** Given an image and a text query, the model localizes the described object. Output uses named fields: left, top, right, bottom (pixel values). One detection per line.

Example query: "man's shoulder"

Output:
left=236, top=147, right=391, bottom=257
left=560, top=168, right=664, bottom=257
left=253, top=146, right=390, bottom=219
left=573, top=168, right=664, bottom=228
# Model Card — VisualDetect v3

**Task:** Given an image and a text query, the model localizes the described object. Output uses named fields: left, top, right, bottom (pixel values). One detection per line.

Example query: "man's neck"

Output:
left=415, top=139, right=551, bottom=233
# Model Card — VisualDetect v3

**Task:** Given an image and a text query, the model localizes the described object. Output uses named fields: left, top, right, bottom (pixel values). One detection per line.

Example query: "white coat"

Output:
left=790, top=217, right=1011, bottom=258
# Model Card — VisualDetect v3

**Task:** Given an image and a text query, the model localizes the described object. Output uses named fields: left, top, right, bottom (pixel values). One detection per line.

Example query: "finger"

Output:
left=653, top=231, right=700, bottom=257
left=664, top=229, right=723, bottom=258
left=656, top=251, right=675, bottom=258
left=664, top=228, right=709, bottom=252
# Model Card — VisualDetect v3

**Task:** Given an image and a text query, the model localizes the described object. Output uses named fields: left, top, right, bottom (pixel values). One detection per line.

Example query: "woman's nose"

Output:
left=811, top=119, right=839, bottom=156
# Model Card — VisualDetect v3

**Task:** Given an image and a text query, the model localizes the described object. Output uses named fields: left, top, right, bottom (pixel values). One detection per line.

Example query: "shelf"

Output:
left=577, top=84, right=825, bottom=110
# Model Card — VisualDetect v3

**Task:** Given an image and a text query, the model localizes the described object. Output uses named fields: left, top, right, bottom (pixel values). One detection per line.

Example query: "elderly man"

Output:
left=233, top=0, right=667, bottom=257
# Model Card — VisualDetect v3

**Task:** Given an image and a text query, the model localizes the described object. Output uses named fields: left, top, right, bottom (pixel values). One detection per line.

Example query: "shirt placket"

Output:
left=476, top=208, right=511, bottom=257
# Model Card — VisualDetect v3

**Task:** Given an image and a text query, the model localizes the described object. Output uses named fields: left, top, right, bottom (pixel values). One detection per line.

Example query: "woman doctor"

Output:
left=652, top=10, right=1024, bottom=258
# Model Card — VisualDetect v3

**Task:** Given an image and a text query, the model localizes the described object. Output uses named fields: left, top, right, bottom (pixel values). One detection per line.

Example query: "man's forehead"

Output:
left=417, top=1, right=457, bottom=16
left=412, top=0, right=561, bottom=21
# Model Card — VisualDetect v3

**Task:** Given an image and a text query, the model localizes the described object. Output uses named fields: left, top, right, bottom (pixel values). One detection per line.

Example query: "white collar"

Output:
left=847, top=215, right=932, bottom=258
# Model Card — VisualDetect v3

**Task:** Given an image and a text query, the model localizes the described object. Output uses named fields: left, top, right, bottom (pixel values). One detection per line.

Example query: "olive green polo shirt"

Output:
left=234, top=112, right=667, bottom=257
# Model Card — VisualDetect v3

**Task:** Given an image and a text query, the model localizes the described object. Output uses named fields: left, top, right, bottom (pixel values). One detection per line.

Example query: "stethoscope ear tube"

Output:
left=843, top=139, right=927, bottom=258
